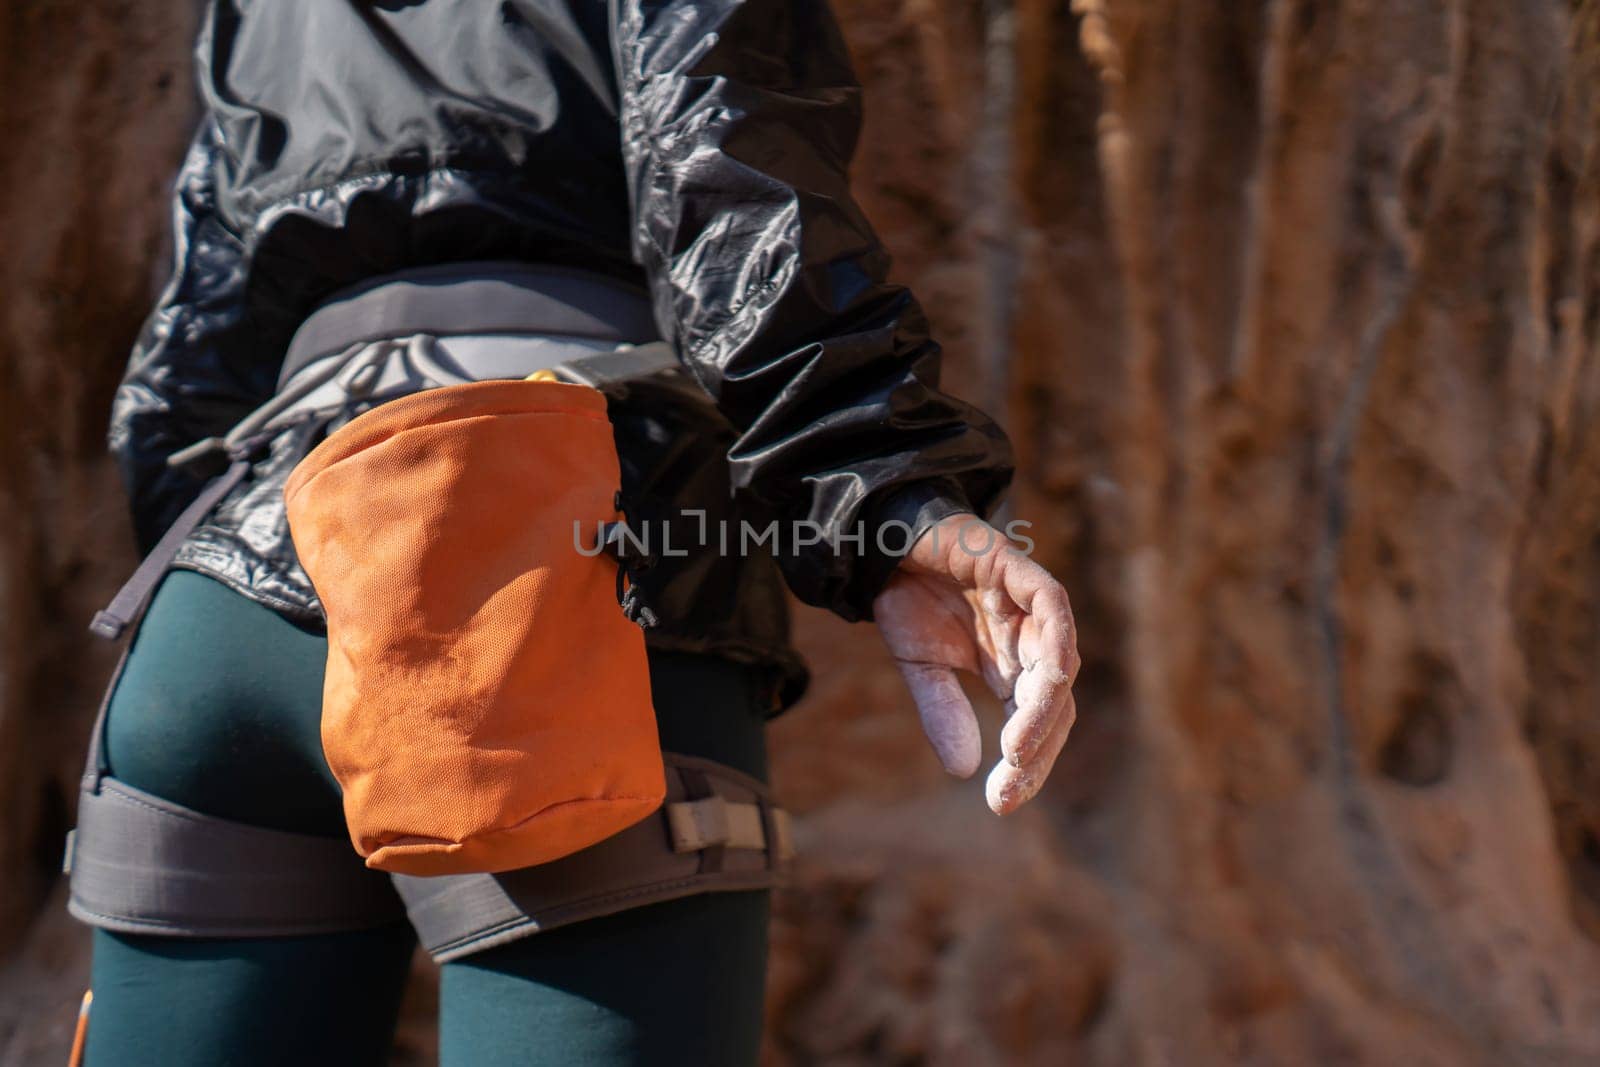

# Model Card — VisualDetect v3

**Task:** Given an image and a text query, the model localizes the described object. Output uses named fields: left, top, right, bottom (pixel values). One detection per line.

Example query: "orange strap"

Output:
left=67, top=990, right=90, bottom=1067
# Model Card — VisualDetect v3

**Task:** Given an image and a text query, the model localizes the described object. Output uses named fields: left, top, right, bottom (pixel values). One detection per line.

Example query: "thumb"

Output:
left=893, top=660, right=982, bottom=778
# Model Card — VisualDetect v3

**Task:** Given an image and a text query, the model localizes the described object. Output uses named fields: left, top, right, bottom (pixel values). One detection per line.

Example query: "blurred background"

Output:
left=4, top=0, right=1600, bottom=1063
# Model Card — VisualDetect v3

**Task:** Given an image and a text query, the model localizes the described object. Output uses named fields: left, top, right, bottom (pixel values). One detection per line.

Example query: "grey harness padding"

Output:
left=67, top=777, right=408, bottom=938
left=65, top=649, right=406, bottom=937
left=68, top=756, right=789, bottom=957
left=67, top=661, right=790, bottom=956
left=394, top=754, right=792, bottom=962
left=279, top=262, right=661, bottom=379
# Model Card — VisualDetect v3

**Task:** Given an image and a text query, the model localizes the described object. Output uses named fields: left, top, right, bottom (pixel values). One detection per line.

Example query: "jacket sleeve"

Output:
left=108, top=118, right=267, bottom=553
left=610, top=0, right=1014, bottom=621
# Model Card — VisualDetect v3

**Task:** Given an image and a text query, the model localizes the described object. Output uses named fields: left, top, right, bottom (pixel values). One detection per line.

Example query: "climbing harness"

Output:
left=70, top=263, right=791, bottom=954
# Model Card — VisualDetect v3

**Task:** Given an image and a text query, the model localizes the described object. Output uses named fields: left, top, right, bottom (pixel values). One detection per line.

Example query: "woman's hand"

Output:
left=872, top=514, right=1080, bottom=814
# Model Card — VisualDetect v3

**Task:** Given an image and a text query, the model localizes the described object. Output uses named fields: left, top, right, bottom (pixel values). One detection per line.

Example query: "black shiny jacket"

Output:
left=109, top=0, right=1013, bottom=709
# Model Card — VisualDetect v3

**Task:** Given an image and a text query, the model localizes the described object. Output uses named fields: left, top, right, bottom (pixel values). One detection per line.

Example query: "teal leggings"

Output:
left=85, top=570, right=769, bottom=1066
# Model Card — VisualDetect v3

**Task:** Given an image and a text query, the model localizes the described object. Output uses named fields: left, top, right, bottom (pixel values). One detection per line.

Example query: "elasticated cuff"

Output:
left=844, top=477, right=975, bottom=623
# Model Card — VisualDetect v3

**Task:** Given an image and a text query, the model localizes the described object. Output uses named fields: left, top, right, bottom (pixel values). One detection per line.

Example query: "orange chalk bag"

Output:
left=283, top=376, right=664, bottom=877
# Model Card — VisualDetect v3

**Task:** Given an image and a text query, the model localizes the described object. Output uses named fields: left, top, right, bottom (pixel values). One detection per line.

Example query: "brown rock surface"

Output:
left=0, top=2, right=199, bottom=1057
left=5, top=1, right=1600, bottom=1064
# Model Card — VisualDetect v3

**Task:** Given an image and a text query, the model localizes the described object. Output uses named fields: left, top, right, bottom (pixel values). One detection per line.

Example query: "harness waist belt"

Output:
left=89, top=261, right=678, bottom=643
left=280, top=261, right=659, bottom=387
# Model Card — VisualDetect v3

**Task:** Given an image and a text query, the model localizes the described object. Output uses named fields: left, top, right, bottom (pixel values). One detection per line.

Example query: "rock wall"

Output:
left=4, top=1, right=1599, bottom=1064
left=0, top=5, right=199, bottom=1061
left=767, top=0, right=1600, bottom=1062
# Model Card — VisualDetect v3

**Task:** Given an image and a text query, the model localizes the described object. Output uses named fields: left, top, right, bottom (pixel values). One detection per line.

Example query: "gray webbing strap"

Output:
left=393, top=753, right=792, bottom=963
left=675, top=765, right=726, bottom=875
left=88, top=455, right=255, bottom=640
left=78, top=642, right=133, bottom=796
left=67, top=777, right=405, bottom=938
